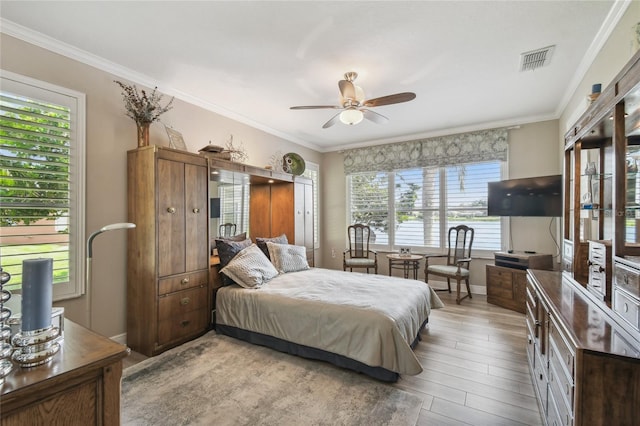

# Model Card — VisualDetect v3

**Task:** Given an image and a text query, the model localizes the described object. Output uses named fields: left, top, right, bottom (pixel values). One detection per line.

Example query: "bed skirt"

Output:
left=215, top=319, right=428, bottom=383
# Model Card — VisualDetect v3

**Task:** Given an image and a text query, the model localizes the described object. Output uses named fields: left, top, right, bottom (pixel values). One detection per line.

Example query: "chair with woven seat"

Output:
left=343, top=224, right=378, bottom=274
left=424, top=225, right=474, bottom=304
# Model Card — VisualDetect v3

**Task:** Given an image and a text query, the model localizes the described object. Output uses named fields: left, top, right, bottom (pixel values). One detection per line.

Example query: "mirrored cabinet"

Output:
left=528, top=49, right=640, bottom=426
left=564, top=110, right=614, bottom=300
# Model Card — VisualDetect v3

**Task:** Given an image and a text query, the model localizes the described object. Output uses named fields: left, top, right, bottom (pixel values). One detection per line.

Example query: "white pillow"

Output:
left=266, top=242, right=309, bottom=273
left=220, top=244, right=279, bottom=288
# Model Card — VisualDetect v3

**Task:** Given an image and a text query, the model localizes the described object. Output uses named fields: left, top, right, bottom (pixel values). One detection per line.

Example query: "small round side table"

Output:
left=387, top=253, right=424, bottom=280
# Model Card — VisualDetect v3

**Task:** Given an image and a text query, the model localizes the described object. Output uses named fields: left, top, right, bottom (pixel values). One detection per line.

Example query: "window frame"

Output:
left=1, top=70, right=86, bottom=301
left=346, top=161, right=506, bottom=258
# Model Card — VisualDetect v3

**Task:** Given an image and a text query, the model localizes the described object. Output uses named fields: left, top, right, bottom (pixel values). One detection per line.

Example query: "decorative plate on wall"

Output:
left=282, top=153, right=306, bottom=175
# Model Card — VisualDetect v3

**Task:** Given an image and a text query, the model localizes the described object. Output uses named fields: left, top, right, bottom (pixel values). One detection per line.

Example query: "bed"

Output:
left=214, top=243, right=444, bottom=382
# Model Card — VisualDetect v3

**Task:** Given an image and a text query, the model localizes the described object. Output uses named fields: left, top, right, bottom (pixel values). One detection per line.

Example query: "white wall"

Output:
left=560, top=2, right=640, bottom=136
left=0, top=33, right=321, bottom=338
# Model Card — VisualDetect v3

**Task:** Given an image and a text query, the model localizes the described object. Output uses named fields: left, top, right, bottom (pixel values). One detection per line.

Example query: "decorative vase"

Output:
left=137, top=122, right=150, bottom=148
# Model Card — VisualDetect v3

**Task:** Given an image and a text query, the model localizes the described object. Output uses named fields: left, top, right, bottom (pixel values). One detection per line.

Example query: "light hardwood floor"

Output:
left=123, top=292, right=542, bottom=426
left=398, top=291, right=543, bottom=426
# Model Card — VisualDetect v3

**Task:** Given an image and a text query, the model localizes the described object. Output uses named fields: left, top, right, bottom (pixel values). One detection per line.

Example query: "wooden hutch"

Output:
left=127, top=147, right=313, bottom=357
left=526, top=50, right=640, bottom=425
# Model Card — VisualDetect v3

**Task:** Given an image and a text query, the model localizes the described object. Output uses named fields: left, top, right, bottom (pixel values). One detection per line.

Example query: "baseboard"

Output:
left=110, top=332, right=127, bottom=345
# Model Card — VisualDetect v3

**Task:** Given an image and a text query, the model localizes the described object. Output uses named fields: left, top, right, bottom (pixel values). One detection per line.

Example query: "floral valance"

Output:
left=343, top=128, right=508, bottom=174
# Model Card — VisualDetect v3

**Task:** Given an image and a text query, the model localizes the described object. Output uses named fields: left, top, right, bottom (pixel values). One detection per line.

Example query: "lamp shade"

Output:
left=339, top=108, right=364, bottom=125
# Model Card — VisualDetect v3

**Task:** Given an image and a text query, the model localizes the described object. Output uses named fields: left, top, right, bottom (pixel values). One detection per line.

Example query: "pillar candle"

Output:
left=21, top=258, right=53, bottom=332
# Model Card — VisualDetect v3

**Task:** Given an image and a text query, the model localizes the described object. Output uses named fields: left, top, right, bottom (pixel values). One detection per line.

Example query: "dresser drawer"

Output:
left=157, top=308, right=208, bottom=346
left=548, top=337, right=574, bottom=412
left=612, top=289, right=640, bottom=331
left=533, top=351, right=548, bottom=414
left=158, top=270, right=208, bottom=295
left=549, top=319, right=574, bottom=378
left=614, top=261, right=640, bottom=299
left=547, top=383, right=572, bottom=426
left=158, top=285, right=208, bottom=320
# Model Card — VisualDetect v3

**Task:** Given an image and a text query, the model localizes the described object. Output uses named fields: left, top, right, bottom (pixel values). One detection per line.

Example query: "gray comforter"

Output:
left=216, top=267, right=444, bottom=375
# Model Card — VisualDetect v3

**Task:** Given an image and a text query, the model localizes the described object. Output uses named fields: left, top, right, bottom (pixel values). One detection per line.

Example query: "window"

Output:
left=0, top=71, right=86, bottom=300
left=302, top=161, right=319, bottom=249
left=348, top=160, right=503, bottom=253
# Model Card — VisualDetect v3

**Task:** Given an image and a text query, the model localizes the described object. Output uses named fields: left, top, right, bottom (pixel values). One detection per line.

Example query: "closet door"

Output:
left=157, top=159, right=186, bottom=277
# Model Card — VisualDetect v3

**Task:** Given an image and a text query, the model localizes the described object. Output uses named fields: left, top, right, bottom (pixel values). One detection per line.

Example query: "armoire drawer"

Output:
left=158, top=270, right=208, bottom=295
left=157, top=308, right=208, bottom=346
left=158, top=286, right=208, bottom=319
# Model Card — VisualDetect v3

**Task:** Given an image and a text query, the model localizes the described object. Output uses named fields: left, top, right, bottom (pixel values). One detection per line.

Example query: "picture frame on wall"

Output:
left=164, top=125, right=188, bottom=151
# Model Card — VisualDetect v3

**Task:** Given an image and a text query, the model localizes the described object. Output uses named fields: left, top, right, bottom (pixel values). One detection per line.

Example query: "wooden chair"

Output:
left=343, top=224, right=378, bottom=274
left=219, top=223, right=237, bottom=238
left=424, top=225, right=474, bottom=304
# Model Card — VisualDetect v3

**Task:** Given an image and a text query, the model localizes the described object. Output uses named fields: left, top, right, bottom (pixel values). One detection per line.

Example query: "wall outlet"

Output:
left=331, top=248, right=336, bottom=258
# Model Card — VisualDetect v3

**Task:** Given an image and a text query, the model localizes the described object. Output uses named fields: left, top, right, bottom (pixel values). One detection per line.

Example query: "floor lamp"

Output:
left=86, top=222, right=136, bottom=329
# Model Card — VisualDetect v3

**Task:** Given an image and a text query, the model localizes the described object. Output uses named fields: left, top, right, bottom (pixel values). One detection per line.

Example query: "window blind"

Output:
left=0, top=72, right=85, bottom=300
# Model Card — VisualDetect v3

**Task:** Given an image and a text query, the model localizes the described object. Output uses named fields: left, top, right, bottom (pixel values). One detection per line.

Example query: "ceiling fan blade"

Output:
left=290, top=105, right=341, bottom=110
left=362, top=109, right=389, bottom=124
left=322, top=111, right=342, bottom=129
left=338, top=80, right=355, bottom=100
left=363, top=92, right=416, bottom=107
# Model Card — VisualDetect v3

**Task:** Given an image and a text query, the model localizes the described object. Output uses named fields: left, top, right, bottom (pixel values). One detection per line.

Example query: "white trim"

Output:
left=109, top=332, right=127, bottom=345
left=554, top=0, right=632, bottom=119
left=0, top=70, right=86, bottom=301
left=0, top=18, right=322, bottom=153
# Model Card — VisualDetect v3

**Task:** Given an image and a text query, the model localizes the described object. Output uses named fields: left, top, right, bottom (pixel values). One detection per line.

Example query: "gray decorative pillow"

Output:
left=213, top=232, right=247, bottom=253
left=266, top=242, right=309, bottom=273
left=256, top=234, right=288, bottom=259
left=215, top=238, right=252, bottom=285
left=220, top=244, right=279, bottom=289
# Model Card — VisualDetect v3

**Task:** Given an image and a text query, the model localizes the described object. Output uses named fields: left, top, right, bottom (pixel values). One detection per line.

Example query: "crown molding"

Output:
left=0, top=18, right=322, bottom=152
left=554, top=0, right=631, bottom=117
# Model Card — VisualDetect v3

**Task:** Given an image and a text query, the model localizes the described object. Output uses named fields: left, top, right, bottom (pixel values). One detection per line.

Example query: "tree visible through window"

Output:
left=348, top=161, right=502, bottom=252
left=0, top=72, right=85, bottom=300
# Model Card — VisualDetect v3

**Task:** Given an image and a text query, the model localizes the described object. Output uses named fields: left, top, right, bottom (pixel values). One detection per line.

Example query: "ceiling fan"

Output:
left=290, top=72, right=416, bottom=128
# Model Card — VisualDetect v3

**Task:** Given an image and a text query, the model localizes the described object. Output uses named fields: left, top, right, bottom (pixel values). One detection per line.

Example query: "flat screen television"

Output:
left=488, top=175, right=562, bottom=217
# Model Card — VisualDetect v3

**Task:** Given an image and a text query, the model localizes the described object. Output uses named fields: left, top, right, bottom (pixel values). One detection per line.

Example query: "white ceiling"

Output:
left=0, top=1, right=625, bottom=152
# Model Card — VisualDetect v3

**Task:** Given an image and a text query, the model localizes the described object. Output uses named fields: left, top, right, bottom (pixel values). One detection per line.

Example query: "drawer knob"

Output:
left=598, top=266, right=604, bottom=273
left=566, top=383, right=570, bottom=395
left=623, top=303, right=629, bottom=313
left=167, top=207, right=176, bottom=214
left=181, top=297, right=191, bottom=305
left=181, top=277, right=190, bottom=285
left=193, top=208, right=200, bottom=213
left=181, top=320, right=190, bottom=327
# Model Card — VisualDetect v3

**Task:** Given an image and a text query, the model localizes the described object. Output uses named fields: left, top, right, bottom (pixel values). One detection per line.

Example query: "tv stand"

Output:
left=486, top=251, right=553, bottom=313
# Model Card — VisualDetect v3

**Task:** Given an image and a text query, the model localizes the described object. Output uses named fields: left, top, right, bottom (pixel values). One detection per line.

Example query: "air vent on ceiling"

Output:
left=520, top=45, right=555, bottom=71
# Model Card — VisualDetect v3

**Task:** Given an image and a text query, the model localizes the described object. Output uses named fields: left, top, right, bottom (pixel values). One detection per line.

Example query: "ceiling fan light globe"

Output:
left=340, top=109, right=364, bottom=125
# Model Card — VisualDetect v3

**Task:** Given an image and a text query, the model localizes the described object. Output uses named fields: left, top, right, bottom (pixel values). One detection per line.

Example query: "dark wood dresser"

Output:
left=1, top=319, right=129, bottom=425
left=526, top=269, right=640, bottom=426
